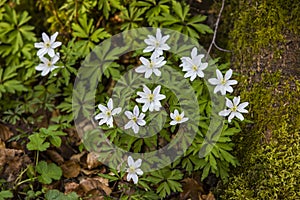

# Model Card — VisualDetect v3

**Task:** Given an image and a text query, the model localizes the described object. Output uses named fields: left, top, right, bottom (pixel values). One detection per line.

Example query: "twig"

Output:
left=205, top=0, right=231, bottom=60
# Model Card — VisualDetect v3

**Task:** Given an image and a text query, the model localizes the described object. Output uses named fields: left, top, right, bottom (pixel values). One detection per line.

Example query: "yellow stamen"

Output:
left=175, top=115, right=182, bottom=122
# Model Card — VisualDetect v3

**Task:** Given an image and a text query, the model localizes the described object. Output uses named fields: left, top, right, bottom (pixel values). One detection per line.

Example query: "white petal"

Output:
left=237, top=102, right=249, bottom=113
left=191, top=47, right=197, bottom=58
left=143, top=46, right=155, bottom=53
left=170, top=120, right=177, bottom=125
left=135, top=66, right=147, bottom=73
left=112, top=107, right=122, bottom=115
left=35, top=64, right=46, bottom=71
left=51, top=55, right=59, bottom=64
left=98, top=104, right=107, bottom=112
left=132, top=174, right=138, bottom=184
left=37, top=48, right=47, bottom=57
left=42, top=32, right=50, bottom=42
left=51, top=41, right=61, bottom=49
left=142, top=103, right=149, bottom=112
left=99, top=118, right=107, bottom=125
left=95, top=113, right=105, bottom=120
left=156, top=28, right=162, bottom=40
left=106, top=117, right=114, bottom=127
left=144, top=69, right=153, bottom=78
left=107, top=98, right=113, bottom=110
left=34, top=42, right=44, bottom=48
left=224, top=69, right=233, bottom=80
left=133, top=105, right=139, bottom=116
left=153, top=69, right=161, bottom=76
left=128, top=156, right=134, bottom=166
left=153, top=85, right=161, bottom=95
left=213, top=85, right=221, bottom=94
left=174, top=109, right=179, bottom=116
left=41, top=68, right=50, bottom=76
left=219, top=109, right=231, bottom=116
left=48, top=48, right=55, bottom=57
left=233, top=96, right=240, bottom=106
left=225, top=98, right=233, bottom=108
left=127, top=173, right=133, bottom=181
left=181, top=117, right=189, bottom=123
left=125, top=111, right=133, bottom=119
left=142, top=85, right=151, bottom=95
left=134, top=159, right=142, bottom=168
left=132, top=123, right=139, bottom=133
left=234, top=112, right=244, bottom=121
left=125, top=120, right=134, bottom=129
left=228, top=113, right=235, bottom=123
left=137, top=119, right=146, bottom=126
left=227, top=80, right=238, bottom=85
left=50, top=32, right=58, bottom=43
left=216, top=69, right=223, bottom=80
left=136, top=168, right=143, bottom=175
left=226, top=86, right=233, bottom=93
left=155, top=93, right=165, bottom=101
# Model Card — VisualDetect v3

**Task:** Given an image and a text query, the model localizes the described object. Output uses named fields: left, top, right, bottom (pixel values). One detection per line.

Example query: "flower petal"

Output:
left=42, top=32, right=50, bottom=42
left=128, top=156, right=134, bottom=166
left=224, top=69, right=233, bottom=80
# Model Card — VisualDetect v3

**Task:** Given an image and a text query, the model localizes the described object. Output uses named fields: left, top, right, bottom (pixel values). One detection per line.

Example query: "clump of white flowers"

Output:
left=93, top=28, right=249, bottom=184
left=34, top=32, right=62, bottom=76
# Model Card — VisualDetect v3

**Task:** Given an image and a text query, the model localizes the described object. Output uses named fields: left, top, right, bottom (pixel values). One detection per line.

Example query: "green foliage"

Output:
left=36, top=161, right=63, bottom=184
left=0, top=190, right=13, bottom=200
left=45, top=189, right=78, bottom=200
left=26, top=125, right=66, bottom=151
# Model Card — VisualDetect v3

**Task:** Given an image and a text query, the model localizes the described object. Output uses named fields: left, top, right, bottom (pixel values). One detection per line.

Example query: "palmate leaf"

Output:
left=26, top=134, right=50, bottom=151
left=72, top=14, right=110, bottom=56
left=153, top=0, right=212, bottom=39
left=36, top=161, right=62, bottom=184
left=120, top=5, right=145, bottom=30
left=98, top=0, right=123, bottom=19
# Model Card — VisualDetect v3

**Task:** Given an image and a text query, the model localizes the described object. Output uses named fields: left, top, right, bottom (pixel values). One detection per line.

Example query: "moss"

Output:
left=214, top=0, right=300, bottom=199
left=219, top=72, right=300, bottom=199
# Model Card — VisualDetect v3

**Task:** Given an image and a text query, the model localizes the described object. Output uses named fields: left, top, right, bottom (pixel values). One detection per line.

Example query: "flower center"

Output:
left=148, top=94, right=154, bottom=102
left=155, top=41, right=160, bottom=47
left=106, top=110, right=111, bottom=116
left=192, top=65, right=198, bottom=71
left=149, top=62, right=154, bottom=68
left=231, top=106, right=237, bottom=112
left=175, top=115, right=182, bottom=122
left=132, top=116, right=137, bottom=122
left=45, top=42, right=50, bottom=48
left=47, top=62, right=52, bottom=67
left=128, top=166, right=136, bottom=173
left=221, top=78, right=227, bottom=85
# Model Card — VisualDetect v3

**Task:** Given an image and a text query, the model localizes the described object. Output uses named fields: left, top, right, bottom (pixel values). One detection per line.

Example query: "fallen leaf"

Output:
left=0, top=124, right=13, bottom=142
left=61, top=160, right=81, bottom=178
left=46, top=150, right=64, bottom=165
left=64, top=182, right=80, bottom=194
left=201, top=192, right=216, bottom=200
left=87, top=152, right=102, bottom=169
left=79, top=177, right=111, bottom=196
left=180, top=178, right=205, bottom=200
left=0, top=139, right=5, bottom=149
left=0, top=148, right=31, bottom=182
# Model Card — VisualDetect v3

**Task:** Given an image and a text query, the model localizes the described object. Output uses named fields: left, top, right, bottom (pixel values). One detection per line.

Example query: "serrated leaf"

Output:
left=27, top=134, right=50, bottom=151
left=36, top=161, right=62, bottom=184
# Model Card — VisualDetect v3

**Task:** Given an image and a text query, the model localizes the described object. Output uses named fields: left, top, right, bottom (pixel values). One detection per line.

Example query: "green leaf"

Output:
left=36, top=161, right=62, bottom=184
left=27, top=134, right=50, bottom=151
left=0, top=190, right=13, bottom=200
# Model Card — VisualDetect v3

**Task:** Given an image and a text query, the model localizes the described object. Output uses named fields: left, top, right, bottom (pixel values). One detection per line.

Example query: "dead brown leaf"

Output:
left=61, top=160, right=81, bottom=178
left=64, top=182, right=80, bottom=194
left=79, top=177, right=111, bottom=196
left=46, top=150, right=64, bottom=165
left=201, top=192, right=216, bottom=200
left=0, top=148, right=31, bottom=182
left=87, top=152, right=102, bottom=169
left=0, top=124, right=13, bottom=142
left=0, top=139, right=5, bottom=149
left=180, top=178, right=205, bottom=200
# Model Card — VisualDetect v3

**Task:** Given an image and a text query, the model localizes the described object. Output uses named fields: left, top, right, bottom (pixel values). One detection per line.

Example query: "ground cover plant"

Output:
left=0, top=0, right=282, bottom=199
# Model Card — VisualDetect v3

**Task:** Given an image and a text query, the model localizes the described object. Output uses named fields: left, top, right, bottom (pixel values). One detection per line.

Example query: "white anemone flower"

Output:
left=170, top=109, right=189, bottom=125
left=35, top=54, right=59, bottom=76
left=126, top=156, right=143, bottom=184
left=124, top=105, right=146, bottom=134
left=34, top=32, right=62, bottom=57
left=135, top=53, right=166, bottom=78
left=208, top=69, right=238, bottom=95
left=143, top=28, right=170, bottom=56
left=136, top=85, right=166, bottom=112
left=95, top=98, right=122, bottom=127
left=219, top=96, right=249, bottom=123
left=180, top=47, right=208, bottom=81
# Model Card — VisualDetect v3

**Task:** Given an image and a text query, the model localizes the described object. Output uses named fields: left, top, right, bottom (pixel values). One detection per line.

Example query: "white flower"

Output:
left=219, top=96, right=249, bottom=123
left=95, top=98, right=122, bottom=127
left=126, top=156, right=143, bottom=184
left=143, top=28, right=170, bottom=56
left=124, top=105, right=146, bottom=134
left=34, top=32, right=62, bottom=57
left=170, top=109, right=188, bottom=125
left=180, top=47, right=208, bottom=81
left=35, top=54, right=59, bottom=76
left=136, top=85, right=166, bottom=112
left=135, top=53, right=166, bottom=78
left=208, top=69, right=238, bottom=95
